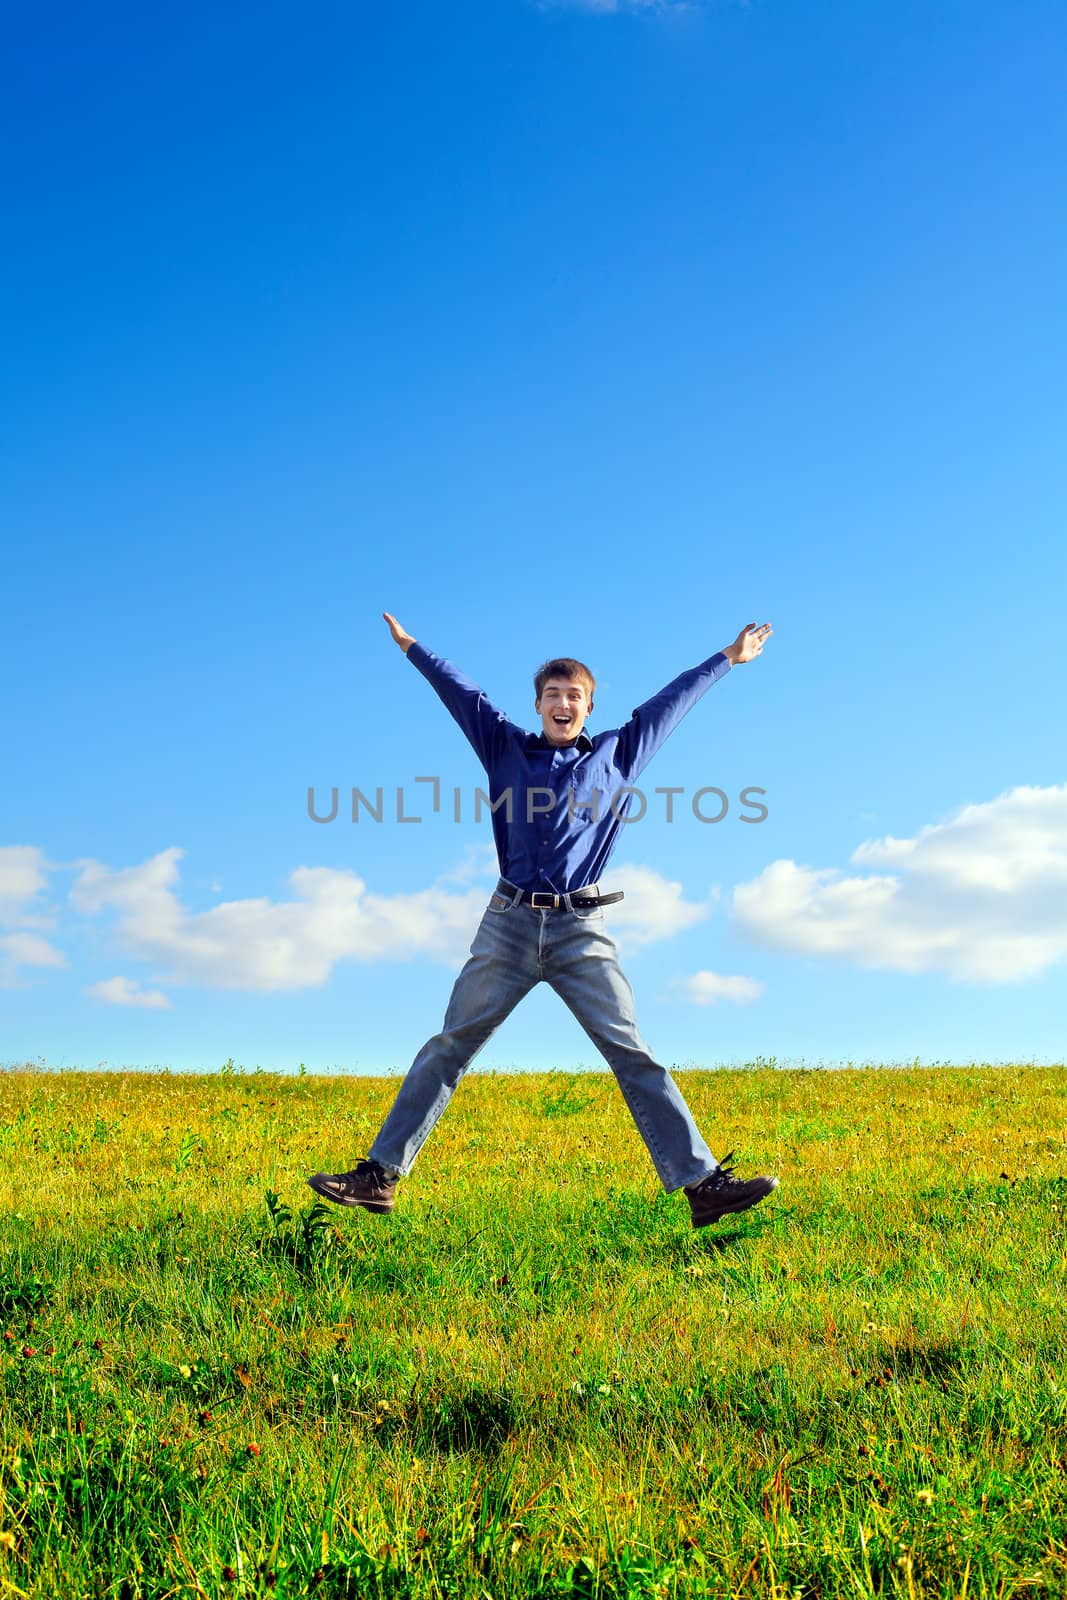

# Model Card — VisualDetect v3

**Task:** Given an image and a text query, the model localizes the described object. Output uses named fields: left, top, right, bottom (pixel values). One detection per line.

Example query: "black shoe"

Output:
left=307, top=1159, right=399, bottom=1213
left=684, top=1152, right=778, bottom=1228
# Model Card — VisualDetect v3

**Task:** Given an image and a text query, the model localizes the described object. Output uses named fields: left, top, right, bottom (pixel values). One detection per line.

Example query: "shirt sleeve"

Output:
left=614, top=652, right=732, bottom=780
left=406, top=640, right=517, bottom=773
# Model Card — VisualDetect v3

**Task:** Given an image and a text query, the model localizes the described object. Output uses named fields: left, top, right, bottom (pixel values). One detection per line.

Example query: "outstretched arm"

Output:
left=615, top=620, right=773, bottom=779
left=383, top=611, right=515, bottom=772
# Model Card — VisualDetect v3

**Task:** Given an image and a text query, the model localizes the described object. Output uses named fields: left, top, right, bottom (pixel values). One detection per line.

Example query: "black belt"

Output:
left=495, top=879, right=625, bottom=911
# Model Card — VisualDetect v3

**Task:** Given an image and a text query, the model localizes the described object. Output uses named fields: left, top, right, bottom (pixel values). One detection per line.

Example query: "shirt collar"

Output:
left=527, top=729, right=594, bottom=754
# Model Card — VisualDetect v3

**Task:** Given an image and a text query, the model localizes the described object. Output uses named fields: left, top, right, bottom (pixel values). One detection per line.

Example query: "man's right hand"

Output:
left=383, top=612, right=416, bottom=654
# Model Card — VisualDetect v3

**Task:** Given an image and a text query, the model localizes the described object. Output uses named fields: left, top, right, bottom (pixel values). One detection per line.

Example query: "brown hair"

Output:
left=534, top=657, right=596, bottom=701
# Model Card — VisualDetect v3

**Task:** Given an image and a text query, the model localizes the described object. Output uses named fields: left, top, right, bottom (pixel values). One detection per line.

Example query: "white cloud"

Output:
left=670, top=970, right=763, bottom=1006
left=66, top=848, right=709, bottom=994
left=86, top=976, right=172, bottom=1010
left=70, top=847, right=490, bottom=991
left=0, top=845, right=52, bottom=928
left=539, top=0, right=687, bottom=12
left=601, top=863, right=714, bottom=951
left=0, top=931, right=68, bottom=989
left=0, top=848, right=63, bottom=984
left=732, top=783, right=1067, bottom=985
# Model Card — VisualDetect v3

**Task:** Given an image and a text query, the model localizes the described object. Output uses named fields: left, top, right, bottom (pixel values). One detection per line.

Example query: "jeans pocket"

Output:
left=571, top=904, right=604, bottom=923
left=486, top=894, right=513, bottom=914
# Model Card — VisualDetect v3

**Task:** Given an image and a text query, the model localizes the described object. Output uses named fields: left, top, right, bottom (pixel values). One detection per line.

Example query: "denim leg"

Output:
left=542, top=911, right=718, bottom=1193
left=369, top=900, right=539, bottom=1176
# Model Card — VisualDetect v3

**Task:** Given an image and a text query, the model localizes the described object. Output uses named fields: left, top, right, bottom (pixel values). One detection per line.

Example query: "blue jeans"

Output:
left=368, top=887, right=719, bottom=1192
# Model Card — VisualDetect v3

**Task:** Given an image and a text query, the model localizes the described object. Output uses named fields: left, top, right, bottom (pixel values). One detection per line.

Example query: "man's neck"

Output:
left=533, top=728, right=591, bottom=751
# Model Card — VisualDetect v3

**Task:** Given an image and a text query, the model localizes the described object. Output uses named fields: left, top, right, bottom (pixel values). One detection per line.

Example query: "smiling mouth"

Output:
left=552, top=715, right=573, bottom=725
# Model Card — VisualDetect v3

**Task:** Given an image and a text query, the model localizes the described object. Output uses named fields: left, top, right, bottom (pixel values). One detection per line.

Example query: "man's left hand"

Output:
left=723, top=622, right=773, bottom=665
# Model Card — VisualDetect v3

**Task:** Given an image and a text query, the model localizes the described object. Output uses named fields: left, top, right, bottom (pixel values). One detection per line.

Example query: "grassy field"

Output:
left=0, top=1064, right=1064, bottom=1600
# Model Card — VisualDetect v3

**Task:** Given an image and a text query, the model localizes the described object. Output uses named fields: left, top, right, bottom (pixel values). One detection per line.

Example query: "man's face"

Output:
left=535, top=676, right=593, bottom=746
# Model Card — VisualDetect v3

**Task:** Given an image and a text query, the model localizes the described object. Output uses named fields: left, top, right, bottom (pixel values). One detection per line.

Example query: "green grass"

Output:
left=0, top=1064, right=1065, bottom=1599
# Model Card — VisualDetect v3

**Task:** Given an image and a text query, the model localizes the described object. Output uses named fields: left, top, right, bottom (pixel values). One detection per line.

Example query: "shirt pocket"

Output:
left=566, top=782, right=603, bottom=827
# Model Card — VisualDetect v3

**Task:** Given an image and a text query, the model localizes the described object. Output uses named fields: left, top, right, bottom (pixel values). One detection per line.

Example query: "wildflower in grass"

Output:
left=246, top=1443, right=260, bottom=1457
left=92, top=1339, right=104, bottom=1351
left=21, top=1346, right=35, bottom=1358
left=221, top=1567, right=238, bottom=1582
left=0, top=1531, right=15, bottom=1552
left=179, top=1364, right=192, bottom=1378
left=916, top=1488, right=935, bottom=1506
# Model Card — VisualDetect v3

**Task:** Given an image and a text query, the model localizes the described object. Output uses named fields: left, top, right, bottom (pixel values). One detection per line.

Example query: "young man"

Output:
left=309, top=613, right=778, bottom=1229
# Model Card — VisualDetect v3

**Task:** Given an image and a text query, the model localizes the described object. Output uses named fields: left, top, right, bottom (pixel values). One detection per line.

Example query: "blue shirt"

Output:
left=407, top=640, right=732, bottom=894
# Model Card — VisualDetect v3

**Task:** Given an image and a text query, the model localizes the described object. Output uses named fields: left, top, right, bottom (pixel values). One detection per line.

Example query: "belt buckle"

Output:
left=530, top=892, right=557, bottom=909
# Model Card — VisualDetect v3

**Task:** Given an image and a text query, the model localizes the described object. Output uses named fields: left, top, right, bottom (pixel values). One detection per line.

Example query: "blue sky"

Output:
left=3, top=0, right=1065, bottom=1073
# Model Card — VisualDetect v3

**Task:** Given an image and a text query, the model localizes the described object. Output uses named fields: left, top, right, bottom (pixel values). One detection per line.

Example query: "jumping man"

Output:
left=309, top=613, right=779, bottom=1228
